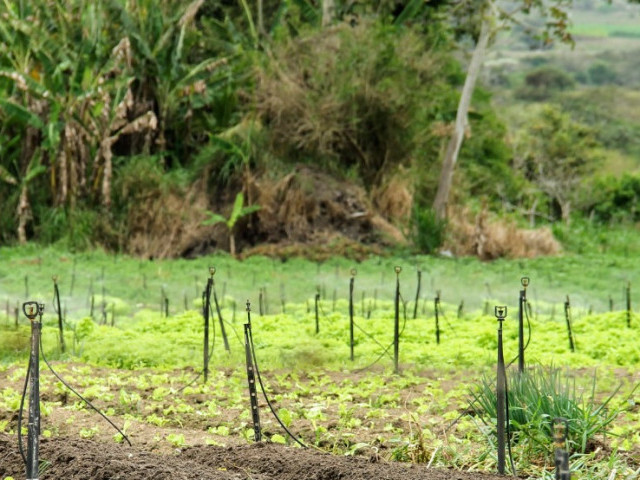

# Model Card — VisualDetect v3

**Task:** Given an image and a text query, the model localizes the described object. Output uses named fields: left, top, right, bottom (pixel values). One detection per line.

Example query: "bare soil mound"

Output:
left=0, top=434, right=507, bottom=480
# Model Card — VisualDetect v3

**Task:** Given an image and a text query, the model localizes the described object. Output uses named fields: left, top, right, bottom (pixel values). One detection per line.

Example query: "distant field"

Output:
left=571, top=23, right=640, bottom=38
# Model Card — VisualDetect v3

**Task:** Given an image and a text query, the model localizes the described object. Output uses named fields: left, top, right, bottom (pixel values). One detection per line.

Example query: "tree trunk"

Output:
left=560, top=199, right=571, bottom=225
left=322, top=0, right=334, bottom=27
left=432, top=7, right=491, bottom=220
left=257, top=0, right=265, bottom=36
left=229, top=231, right=236, bottom=257
left=101, top=142, right=113, bottom=211
left=17, top=184, right=30, bottom=244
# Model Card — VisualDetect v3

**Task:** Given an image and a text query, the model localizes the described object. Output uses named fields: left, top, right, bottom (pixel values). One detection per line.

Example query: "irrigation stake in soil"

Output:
left=315, top=291, right=320, bottom=334
left=518, top=277, right=529, bottom=373
left=564, top=295, right=575, bottom=352
left=52, top=275, right=65, bottom=353
left=349, top=268, right=356, bottom=361
left=203, top=267, right=214, bottom=383
left=626, top=281, right=631, bottom=328
left=394, top=266, right=402, bottom=374
left=434, top=291, right=441, bottom=345
left=244, top=301, right=262, bottom=442
left=22, top=301, right=43, bottom=480
left=495, top=305, right=507, bottom=475
left=553, top=417, right=571, bottom=480
left=413, top=269, right=421, bottom=319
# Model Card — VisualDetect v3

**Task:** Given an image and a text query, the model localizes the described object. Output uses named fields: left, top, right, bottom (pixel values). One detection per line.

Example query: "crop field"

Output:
left=1, top=246, right=640, bottom=479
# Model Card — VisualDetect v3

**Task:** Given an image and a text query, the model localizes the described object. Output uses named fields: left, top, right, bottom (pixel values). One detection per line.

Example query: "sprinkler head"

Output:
left=494, top=305, right=507, bottom=320
left=38, top=303, right=45, bottom=316
left=350, top=268, right=357, bottom=277
left=521, top=277, right=530, bottom=288
left=209, top=266, right=216, bottom=277
left=394, top=266, right=402, bottom=275
left=246, top=300, right=251, bottom=312
left=23, top=301, right=39, bottom=320
left=52, top=275, right=58, bottom=284
left=553, top=417, right=569, bottom=446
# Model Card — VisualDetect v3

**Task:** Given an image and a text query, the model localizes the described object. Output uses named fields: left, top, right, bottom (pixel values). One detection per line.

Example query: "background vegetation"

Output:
left=0, top=0, right=639, bottom=257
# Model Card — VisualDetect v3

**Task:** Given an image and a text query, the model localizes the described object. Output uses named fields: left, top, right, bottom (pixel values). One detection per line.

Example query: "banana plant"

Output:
left=202, top=192, right=260, bottom=257
left=0, top=154, right=46, bottom=243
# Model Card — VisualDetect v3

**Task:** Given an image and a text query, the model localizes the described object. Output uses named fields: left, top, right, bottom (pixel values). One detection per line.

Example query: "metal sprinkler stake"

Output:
left=349, top=268, right=356, bottom=361
left=394, top=266, right=402, bottom=374
left=626, top=281, right=632, bottom=328
left=553, top=417, right=571, bottom=480
left=434, top=290, right=441, bottom=345
left=23, top=301, right=43, bottom=480
left=244, top=300, right=261, bottom=442
left=495, top=305, right=508, bottom=475
left=53, top=275, right=65, bottom=353
left=518, top=277, right=529, bottom=373
left=413, top=269, right=422, bottom=319
left=564, top=296, right=575, bottom=353
left=315, top=292, right=320, bottom=334
left=203, top=267, right=215, bottom=383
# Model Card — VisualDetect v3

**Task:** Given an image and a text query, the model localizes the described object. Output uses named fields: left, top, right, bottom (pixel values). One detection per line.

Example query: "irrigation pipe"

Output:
left=247, top=324, right=307, bottom=449
left=17, top=360, right=31, bottom=466
left=39, top=336, right=132, bottom=446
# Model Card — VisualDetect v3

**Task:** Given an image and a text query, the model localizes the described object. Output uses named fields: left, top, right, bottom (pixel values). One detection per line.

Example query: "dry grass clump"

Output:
left=444, top=207, right=561, bottom=260
left=241, top=166, right=406, bottom=251
left=372, top=174, right=413, bottom=230
left=125, top=187, right=212, bottom=259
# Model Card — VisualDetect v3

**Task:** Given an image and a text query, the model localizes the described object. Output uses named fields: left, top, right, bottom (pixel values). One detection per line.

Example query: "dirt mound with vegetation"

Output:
left=241, top=166, right=406, bottom=253
left=0, top=434, right=507, bottom=480
left=120, top=166, right=559, bottom=261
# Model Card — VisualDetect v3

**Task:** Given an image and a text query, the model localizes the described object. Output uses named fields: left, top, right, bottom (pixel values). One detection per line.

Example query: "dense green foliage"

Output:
left=1, top=0, right=639, bottom=255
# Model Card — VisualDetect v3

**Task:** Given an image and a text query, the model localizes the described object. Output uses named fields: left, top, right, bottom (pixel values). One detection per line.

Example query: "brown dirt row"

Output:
left=0, top=434, right=508, bottom=480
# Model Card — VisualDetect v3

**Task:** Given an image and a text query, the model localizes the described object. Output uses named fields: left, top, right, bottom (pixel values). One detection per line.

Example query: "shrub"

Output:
left=411, top=206, right=446, bottom=254
left=516, top=66, right=576, bottom=101
left=470, top=366, right=632, bottom=458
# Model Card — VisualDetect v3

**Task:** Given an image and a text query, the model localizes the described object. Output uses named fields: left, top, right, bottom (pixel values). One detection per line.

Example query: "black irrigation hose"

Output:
left=436, top=302, right=456, bottom=333
left=178, top=305, right=243, bottom=394
left=247, top=326, right=307, bottom=448
left=39, top=336, right=132, bottom=447
left=17, top=360, right=31, bottom=466
left=506, top=302, right=532, bottom=370
left=355, top=298, right=410, bottom=374
left=213, top=303, right=243, bottom=347
left=176, top=370, right=202, bottom=394
left=317, top=300, right=393, bottom=363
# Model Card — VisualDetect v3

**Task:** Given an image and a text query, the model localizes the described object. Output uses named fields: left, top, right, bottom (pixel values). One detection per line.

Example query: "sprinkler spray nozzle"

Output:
left=23, top=302, right=40, bottom=320
left=495, top=306, right=507, bottom=320
left=521, top=277, right=530, bottom=289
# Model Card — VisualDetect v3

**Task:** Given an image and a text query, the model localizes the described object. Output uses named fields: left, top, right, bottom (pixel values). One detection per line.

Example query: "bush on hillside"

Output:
left=516, top=66, right=575, bottom=101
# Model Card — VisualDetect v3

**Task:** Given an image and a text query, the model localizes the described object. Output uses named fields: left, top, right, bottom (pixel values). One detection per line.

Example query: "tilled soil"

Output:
left=0, top=434, right=507, bottom=480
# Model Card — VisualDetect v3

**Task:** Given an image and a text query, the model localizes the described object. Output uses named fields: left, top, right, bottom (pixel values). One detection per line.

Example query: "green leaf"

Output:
left=0, top=99, right=44, bottom=129
left=227, top=192, right=245, bottom=229
left=0, top=165, right=17, bottom=185
left=270, top=433, right=286, bottom=444
left=202, top=212, right=227, bottom=227
left=278, top=408, right=292, bottom=428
